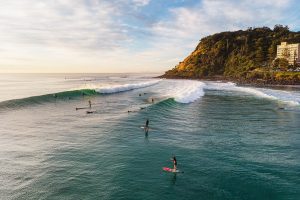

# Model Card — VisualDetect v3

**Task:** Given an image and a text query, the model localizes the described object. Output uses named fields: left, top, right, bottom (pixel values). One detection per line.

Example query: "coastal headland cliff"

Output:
left=161, top=25, right=300, bottom=85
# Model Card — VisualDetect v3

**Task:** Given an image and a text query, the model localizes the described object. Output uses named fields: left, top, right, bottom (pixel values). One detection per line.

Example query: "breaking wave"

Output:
left=0, top=80, right=161, bottom=110
left=94, top=80, right=161, bottom=94
left=205, top=82, right=300, bottom=106
left=154, top=80, right=206, bottom=104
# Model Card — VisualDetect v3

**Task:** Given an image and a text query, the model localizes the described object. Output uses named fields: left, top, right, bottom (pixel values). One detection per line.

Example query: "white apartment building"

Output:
left=276, top=42, right=300, bottom=65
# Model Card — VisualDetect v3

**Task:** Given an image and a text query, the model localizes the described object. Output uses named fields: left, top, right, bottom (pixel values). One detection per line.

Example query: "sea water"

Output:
left=0, top=73, right=299, bottom=200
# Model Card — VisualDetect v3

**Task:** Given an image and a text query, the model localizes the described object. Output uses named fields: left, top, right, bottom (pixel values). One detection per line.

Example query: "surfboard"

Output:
left=163, top=167, right=181, bottom=173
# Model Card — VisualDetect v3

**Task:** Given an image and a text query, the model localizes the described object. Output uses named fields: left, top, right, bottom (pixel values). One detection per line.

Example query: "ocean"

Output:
left=0, top=73, right=299, bottom=200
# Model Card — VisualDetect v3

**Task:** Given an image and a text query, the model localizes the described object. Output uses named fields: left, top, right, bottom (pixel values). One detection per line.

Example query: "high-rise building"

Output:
left=276, top=42, right=300, bottom=65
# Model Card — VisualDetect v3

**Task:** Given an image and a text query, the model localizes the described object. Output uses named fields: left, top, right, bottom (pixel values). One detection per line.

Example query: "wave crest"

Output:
left=157, top=80, right=205, bottom=104
left=94, top=80, right=160, bottom=94
left=173, top=82, right=206, bottom=103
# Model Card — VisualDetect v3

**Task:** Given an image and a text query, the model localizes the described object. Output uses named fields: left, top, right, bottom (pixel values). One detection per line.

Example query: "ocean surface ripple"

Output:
left=0, top=74, right=299, bottom=200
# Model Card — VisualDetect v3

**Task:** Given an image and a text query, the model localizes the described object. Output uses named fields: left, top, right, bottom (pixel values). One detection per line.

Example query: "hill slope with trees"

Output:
left=161, top=25, right=300, bottom=85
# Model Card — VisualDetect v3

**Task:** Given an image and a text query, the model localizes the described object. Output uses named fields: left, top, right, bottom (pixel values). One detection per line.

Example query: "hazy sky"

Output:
left=0, top=0, right=299, bottom=73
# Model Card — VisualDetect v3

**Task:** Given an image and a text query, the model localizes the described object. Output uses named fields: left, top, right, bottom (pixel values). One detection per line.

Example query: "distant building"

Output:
left=276, top=42, right=300, bottom=65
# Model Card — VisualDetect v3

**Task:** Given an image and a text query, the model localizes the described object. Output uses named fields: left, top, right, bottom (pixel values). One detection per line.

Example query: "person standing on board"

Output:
left=171, top=156, right=177, bottom=172
left=88, top=100, right=92, bottom=109
left=145, top=119, right=149, bottom=134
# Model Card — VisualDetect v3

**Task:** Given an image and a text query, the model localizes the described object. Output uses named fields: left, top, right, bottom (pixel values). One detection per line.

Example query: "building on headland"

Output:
left=276, top=42, right=300, bottom=65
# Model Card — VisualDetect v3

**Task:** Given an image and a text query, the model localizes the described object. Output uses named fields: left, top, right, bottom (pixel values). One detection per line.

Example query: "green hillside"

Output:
left=161, top=25, right=300, bottom=85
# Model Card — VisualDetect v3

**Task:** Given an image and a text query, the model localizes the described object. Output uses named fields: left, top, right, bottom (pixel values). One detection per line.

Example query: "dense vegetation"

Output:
left=161, top=25, right=300, bottom=85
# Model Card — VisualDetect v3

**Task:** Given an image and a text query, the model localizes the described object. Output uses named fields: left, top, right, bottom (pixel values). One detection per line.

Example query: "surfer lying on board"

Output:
left=171, top=156, right=177, bottom=172
left=144, top=119, right=149, bottom=133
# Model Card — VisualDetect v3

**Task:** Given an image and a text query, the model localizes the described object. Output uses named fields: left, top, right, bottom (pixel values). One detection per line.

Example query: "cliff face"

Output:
left=161, top=25, right=300, bottom=85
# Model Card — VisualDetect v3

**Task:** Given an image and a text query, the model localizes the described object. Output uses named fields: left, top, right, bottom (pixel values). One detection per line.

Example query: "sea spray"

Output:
left=153, top=80, right=206, bottom=104
left=172, top=81, right=206, bottom=103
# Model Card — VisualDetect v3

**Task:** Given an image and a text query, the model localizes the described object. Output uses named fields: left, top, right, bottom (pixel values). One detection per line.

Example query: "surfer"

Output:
left=145, top=119, right=149, bottom=133
left=88, top=100, right=92, bottom=109
left=171, top=156, right=177, bottom=172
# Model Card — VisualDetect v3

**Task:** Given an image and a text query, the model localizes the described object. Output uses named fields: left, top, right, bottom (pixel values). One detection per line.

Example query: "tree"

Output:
left=273, top=58, right=289, bottom=71
left=273, top=24, right=289, bottom=32
left=267, top=41, right=278, bottom=63
left=282, top=48, right=290, bottom=58
left=254, top=38, right=267, bottom=64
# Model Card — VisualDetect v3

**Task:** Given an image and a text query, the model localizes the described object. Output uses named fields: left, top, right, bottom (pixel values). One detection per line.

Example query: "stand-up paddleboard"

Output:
left=141, top=126, right=153, bottom=131
left=140, top=126, right=152, bottom=130
left=163, top=167, right=182, bottom=173
left=86, top=110, right=96, bottom=114
left=76, top=107, right=90, bottom=110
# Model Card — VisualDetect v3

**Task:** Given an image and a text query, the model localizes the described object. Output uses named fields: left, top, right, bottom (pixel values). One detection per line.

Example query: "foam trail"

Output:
left=205, top=82, right=300, bottom=106
left=95, top=80, right=160, bottom=94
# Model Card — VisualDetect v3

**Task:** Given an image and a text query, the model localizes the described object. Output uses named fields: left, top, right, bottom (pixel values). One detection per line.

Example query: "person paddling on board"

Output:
left=145, top=119, right=149, bottom=134
left=171, top=156, right=177, bottom=172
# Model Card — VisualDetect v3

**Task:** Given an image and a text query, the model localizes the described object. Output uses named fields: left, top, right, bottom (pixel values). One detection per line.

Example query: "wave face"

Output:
left=0, top=80, right=161, bottom=110
left=0, top=89, right=97, bottom=110
left=205, top=82, right=300, bottom=106
left=94, top=80, right=161, bottom=94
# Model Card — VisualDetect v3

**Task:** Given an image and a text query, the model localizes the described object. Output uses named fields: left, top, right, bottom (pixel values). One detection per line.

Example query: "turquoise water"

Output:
left=0, top=74, right=299, bottom=199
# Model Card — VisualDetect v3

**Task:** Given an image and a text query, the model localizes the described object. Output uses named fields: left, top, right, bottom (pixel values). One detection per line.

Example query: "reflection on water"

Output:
left=171, top=174, right=177, bottom=185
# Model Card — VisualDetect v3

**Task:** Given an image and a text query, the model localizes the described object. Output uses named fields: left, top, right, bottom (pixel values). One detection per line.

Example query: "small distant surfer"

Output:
left=144, top=119, right=149, bottom=134
left=151, top=98, right=154, bottom=103
left=171, top=156, right=177, bottom=172
left=88, top=100, right=92, bottom=109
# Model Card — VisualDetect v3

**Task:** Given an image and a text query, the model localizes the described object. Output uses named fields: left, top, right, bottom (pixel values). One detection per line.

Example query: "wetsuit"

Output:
left=145, top=119, right=149, bottom=134
left=173, top=157, right=177, bottom=170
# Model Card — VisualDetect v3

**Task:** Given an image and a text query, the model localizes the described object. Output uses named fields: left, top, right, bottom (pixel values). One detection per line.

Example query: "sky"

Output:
left=0, top=0, right=300, bottom=73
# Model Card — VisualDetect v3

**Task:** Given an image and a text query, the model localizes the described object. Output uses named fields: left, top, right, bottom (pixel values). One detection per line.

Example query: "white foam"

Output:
left=205, top=82, right=300, bottom=106
left=94, top=80, right=161, bottom=94
left=155, top=80, right=206, bottom=104
left=173, top=81, right=206, bottom=103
